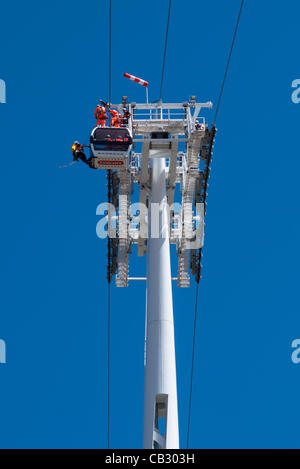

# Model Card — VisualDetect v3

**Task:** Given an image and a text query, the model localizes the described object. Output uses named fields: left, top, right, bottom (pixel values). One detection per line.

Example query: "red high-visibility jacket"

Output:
left=94, top=105, right=107, bottom=120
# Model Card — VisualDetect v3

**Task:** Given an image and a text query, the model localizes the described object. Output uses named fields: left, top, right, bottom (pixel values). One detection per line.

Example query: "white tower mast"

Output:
left=105, top=97, right=216, bottom=449
left=143, top=156, right=179, bottom=449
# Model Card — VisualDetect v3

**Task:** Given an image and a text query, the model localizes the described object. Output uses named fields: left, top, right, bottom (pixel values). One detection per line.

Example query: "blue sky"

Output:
left=0, top=0, right=300, bottom=449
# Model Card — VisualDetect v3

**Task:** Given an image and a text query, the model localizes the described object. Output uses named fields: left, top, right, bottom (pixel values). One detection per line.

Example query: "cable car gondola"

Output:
left=89, top=126, right=132, bottom=170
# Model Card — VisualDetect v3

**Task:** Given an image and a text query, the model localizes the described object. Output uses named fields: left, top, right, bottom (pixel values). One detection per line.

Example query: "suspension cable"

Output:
left=159, top=0, right=172, bottom=101
left=186, top=282, right=199, bottom=449
left=106, top=0, right=112, bottom=449
left=213, top=0, right=244, bottom=124
left=107, top=169, right=112, bottom=449
left=187, top=0, right=245, bottom=449
left=107, top=281, right=111, bottom=449
left=108, top=0, right=112, bottom=106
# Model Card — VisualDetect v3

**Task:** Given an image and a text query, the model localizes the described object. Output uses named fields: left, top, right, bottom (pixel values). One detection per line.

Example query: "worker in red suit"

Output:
left=94, top=104, right=107, bottom=127
left=109, top=109, right=120, bottom=127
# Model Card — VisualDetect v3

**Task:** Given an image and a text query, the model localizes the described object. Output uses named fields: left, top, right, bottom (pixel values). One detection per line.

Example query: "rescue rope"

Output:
left=58, top=161, right=77, bottom=169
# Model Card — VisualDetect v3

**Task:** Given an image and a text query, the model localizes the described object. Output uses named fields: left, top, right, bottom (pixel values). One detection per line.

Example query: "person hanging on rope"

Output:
left=71, top=141, right=88, bottom=164
left=94, top=101, right=108, bottom=127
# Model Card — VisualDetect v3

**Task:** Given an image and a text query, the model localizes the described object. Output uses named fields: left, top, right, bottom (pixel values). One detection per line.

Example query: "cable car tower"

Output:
left=100, top=95, right=216, bottom=449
